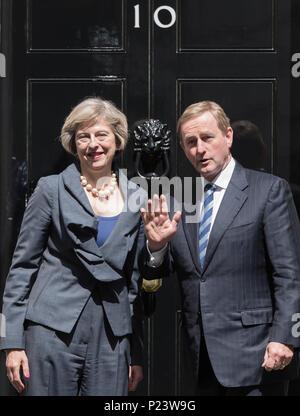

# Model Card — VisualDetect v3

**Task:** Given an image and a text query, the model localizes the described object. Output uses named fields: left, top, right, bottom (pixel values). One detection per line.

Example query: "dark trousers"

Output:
left=197, top=338, right=289, bottom=396
left=23, top=289, right=130, bottom=396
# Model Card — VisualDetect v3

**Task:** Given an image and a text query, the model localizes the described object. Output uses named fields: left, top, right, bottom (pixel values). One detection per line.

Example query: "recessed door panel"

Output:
left=27, top=78, right=125, bottom=181
left=179, top=0, right=274, bottom=51
left=177, top=79, right=274, bottom=176
left=28, top=0, right=125, bottom=51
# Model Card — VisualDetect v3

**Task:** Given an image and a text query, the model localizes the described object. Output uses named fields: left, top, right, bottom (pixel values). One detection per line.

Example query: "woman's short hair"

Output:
left=60, top=97, right=128, bottom=156
left=177, top=101, right=231, bottom=140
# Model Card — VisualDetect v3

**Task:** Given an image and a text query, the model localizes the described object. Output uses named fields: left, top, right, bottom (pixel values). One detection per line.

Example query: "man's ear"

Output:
left=226, top=127, right=233, bottom=149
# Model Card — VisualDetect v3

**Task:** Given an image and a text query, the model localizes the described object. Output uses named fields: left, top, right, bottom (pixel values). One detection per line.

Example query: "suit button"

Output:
left=200, top=277, right=206, bottom=282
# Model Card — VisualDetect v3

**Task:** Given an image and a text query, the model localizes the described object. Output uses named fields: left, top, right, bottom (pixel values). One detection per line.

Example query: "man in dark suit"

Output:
left=141, top=101, right=300, bottom=396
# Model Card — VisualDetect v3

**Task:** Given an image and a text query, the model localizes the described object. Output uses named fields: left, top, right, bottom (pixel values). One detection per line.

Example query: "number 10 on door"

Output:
left=134, top=4, right=177, bottom=29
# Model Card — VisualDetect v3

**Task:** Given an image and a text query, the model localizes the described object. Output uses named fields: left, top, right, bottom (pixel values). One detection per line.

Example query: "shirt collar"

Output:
left=203, top=157, right=236, bottom=190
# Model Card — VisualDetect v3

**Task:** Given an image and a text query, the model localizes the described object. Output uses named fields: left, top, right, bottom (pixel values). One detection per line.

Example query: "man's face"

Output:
left=180, top=111, right=233, bottom=181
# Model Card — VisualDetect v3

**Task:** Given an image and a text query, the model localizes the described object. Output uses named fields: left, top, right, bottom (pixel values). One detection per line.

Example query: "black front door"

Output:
left=0, top=0, right=290, bottom=396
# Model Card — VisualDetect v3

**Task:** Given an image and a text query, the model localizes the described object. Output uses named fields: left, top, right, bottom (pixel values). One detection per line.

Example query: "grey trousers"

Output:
left=23, top=289, right=130, bottom=396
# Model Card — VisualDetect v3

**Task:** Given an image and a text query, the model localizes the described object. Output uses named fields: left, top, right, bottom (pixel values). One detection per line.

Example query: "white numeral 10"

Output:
left=134, top=4, right=176, bottom=29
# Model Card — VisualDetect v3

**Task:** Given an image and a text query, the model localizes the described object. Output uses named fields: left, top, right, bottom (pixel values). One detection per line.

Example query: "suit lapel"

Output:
left=182, top=210, right=202, bottom=274
left=62, top=162, right=95, bottom=217
left=60, top=164, right=146, bottom=270
left=60, top=163, right=102, bottom=260
left=202, top=163, right=248, bottom=273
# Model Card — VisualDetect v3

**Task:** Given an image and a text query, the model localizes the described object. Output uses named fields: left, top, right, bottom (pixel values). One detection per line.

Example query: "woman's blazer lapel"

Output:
left=59, top=163, right=146, bottom=281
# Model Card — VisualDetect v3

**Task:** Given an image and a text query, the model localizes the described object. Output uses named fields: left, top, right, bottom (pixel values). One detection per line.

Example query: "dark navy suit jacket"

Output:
left=0, top=163, right=147, bottom=365
left=143, top=162, right=300, bottom=387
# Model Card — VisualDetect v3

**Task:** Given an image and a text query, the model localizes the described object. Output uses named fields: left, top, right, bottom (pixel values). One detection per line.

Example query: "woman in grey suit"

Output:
left=0, top=97, right=145, bottom=395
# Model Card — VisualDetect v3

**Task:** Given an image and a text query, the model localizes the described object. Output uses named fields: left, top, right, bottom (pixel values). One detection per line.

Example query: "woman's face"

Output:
left=75, top=116, right=117, bottom=175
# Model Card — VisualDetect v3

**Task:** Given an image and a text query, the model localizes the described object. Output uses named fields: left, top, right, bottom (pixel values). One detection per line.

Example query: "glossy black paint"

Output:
left=0, top=0, right=298, bottom=396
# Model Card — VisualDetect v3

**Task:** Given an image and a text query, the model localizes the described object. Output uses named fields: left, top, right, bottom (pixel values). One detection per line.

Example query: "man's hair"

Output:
left=177, top=101, right=230, bottom=141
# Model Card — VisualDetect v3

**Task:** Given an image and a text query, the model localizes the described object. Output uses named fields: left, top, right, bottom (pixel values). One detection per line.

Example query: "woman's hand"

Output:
left=141, top=194, right=181, bottom=252
left=128, top=365, right=143, bottom=392
left=6, top=349, right=30, bottom=393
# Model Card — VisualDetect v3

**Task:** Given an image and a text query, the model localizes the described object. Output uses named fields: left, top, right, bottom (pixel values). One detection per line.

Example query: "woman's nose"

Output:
left=89, top=135, right=99, bottom=147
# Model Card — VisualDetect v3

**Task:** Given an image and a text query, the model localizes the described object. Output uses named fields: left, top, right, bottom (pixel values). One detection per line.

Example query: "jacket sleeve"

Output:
left=138, top=238, right=172, bottom=282
left=263, top=177, right=300, bottom=347
left=0, top=177, right=53, bottom=350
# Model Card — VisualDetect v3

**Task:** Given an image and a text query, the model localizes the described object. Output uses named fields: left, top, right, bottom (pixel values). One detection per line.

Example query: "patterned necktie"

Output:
left=199, top=183, right=216, bottom=268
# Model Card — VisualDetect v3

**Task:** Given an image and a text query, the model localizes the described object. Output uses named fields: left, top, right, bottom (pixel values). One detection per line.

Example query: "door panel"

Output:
left=28, top=78, right=125, bottom=181
left=29, top=0, right=125, bottom=51
left=179, top=0, right=275, bottom=51
left=152, top=0, right=290, bottom=395
left=177, top=79, right=275, bottom=174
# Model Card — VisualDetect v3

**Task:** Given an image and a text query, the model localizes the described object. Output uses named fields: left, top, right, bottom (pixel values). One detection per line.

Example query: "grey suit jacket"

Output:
left=0, top=163, right=147, bottom=365
left=143, top=162, right=300, bottom=386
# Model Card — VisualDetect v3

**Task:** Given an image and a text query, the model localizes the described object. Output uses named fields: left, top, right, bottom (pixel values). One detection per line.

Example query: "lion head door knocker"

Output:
left=132, top=119, right=171, bottom=179
left=131, top=119, right=172, bottom=316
